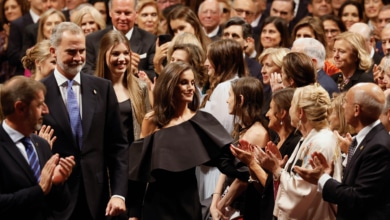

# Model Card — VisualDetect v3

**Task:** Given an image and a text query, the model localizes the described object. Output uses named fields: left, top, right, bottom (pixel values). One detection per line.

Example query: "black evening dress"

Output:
left=128, top=111, right=243, bottom=220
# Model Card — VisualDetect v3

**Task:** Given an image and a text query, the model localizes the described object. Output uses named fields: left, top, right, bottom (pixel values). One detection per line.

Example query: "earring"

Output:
left=280, top=120, right=283, bottom=125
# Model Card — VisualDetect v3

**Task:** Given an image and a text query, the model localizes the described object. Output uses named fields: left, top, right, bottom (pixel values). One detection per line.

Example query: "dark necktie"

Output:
left=347, top=138, right=358, bottom=165
left=21, top=137, right=41, bottom=182
left=67, top=80, right=83, bottom=148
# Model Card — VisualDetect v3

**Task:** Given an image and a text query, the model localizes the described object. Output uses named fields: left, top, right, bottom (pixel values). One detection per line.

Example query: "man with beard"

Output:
left=0, top=76, right=75, bottom=219
left=43, top=22, right=128, bottom=220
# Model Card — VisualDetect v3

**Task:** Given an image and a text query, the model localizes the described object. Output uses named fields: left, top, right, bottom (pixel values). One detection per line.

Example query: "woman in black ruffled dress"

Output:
left=128, top=62, right=246, bottom=220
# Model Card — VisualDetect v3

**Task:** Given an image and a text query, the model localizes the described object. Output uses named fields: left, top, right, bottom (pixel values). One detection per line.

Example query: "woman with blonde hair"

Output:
left=255, top=84, right=342, bottom=219
left=331, top=31, right=373, bottom=92
left=136, top=0, right=163, bottom=36
left=22, top=9, right=65, bottom=63
left=37, top=9, right=66, bottom=43
left=71, top=5, right=106, bottom=36
left=21, top=40, right=56, bottom=81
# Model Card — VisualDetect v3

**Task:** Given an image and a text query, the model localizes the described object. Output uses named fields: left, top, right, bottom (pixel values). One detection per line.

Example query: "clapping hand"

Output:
left=52, top=156, right=75, bottom=185
left=293, top=152, right=334, bottom=185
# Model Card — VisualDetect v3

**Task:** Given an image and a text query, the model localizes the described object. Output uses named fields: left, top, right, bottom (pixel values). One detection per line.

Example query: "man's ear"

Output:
left=14, top=101, right=26, bottom=114
left=50, top=47, right=56, bottom=58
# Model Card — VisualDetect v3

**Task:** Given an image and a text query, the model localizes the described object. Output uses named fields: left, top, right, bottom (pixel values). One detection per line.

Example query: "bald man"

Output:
left=198, top=0, right=222, bottom=41
left=295, top=83, right=390, bottom=220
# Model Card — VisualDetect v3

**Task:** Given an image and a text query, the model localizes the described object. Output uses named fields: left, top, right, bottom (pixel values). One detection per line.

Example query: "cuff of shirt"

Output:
left=112, top=194, right=125, bottom=202
left=317, top=173, right=331, bottom=193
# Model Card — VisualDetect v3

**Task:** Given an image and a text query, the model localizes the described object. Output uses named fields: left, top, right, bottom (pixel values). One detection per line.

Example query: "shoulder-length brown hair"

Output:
left=94, top=30, right=146, bottom=124
left=166, top=5, right=211, bottom=52
left=201, top=39, right=248, bottom=107
left=152, top=62, right=200, bottom=127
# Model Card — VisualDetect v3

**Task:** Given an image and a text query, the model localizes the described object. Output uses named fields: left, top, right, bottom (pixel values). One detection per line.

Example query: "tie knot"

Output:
left=21, top=137, right=32, bottom=149
left=68, top=80, right=74, bottom=87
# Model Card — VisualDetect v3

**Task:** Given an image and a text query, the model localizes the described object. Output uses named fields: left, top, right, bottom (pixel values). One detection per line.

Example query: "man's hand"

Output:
left=39, top=154, right=59, bottom=194
left=52, top=156, right=75, bottom=185
left=294, top=152, right=334, bottom=185
left=105, top=197, right=126, bottom=216
left=131, top=51, right=140, bottom=75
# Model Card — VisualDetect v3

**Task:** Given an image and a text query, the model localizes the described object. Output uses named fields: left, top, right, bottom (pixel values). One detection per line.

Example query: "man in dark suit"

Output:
left=198, top=0, right=222, bottom=41
left=43, top=22, right=128, bottom=220
left=295, top=83, right=390, bottom=220
left=83, top=0, right=156, bottom=80
left=7, top=0, right=52, bottom=75
left=0, top=76, right=75, bottom=219
left=221, top=17, right=262, bottom=81
left=291, top=37, right=339, bottom=98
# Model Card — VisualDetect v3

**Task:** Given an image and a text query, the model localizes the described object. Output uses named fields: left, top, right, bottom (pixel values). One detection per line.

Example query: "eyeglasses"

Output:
left=234, top=8, right=254, bottom=17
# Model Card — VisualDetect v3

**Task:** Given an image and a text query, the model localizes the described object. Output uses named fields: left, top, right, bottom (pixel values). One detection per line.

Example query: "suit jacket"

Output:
left=83, top=26, right=157, bottom=80
left=0, top=126, right=69, bottom=220
left=323, top=123, right=390, bottom=220
left=7, top=13, right=34, bottom=75
left=317, top=69, right=339, bottom=98
left=42, top=73, right=128, bottom=219
left=21, top=23, right=39, bottom=58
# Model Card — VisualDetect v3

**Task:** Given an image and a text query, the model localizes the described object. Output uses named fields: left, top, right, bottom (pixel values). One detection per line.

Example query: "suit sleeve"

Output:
left=7, top=20, right=22, bottom=68
left=104, top=82, right=129, bottom=197
left=323, top=142, right=390, bottom=209
left=83, top=34, right=97, bottom=75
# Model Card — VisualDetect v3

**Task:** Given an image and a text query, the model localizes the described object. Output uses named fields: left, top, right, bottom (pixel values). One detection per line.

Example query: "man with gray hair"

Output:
left=44, top=22, right=128, bottom=219
left=291, top=37, right=339, bottom=97
left=83, top=0, right=156, bottom=80
left=382, top=24, right=390, bottom=56
left=198, top=0, right=222, bottom=41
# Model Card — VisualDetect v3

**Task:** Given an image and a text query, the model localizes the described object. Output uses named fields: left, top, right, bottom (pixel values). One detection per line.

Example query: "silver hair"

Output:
left=108, top=0, right=137, bottom=11
left=292, top=37, right=326, bottom=69
left=50, top=22, right=83, bottom=48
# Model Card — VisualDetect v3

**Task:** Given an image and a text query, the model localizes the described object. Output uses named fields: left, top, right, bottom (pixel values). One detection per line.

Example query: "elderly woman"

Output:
left=136, top=0, right=163, bottom=36
left=71, top=5, right=106, bottom=36
left=331, top=32, right=373, bottom=92
left=254, top=84, right=342, bottom=219
left=258, top=47, right=290, bottom=113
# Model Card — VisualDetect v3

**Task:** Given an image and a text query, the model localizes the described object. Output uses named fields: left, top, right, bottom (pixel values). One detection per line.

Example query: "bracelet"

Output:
left=212, top=193, right=221, bottom=196
left=273, top=169, right=283, bottom=181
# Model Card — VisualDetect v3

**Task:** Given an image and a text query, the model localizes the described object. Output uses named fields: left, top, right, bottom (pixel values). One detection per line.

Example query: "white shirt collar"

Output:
left=205, top=26, right=219, bottom=38
left=354, top=120, right=381, bottom=146
left=2, top=121, right=25, bottom=143
left=251, top=14, right=262, bottom=27
left=29, top=9, right=40, bottom=23
left=113, top=27, right=134, bottom=41
left=53, top=68, right=81, bottom=87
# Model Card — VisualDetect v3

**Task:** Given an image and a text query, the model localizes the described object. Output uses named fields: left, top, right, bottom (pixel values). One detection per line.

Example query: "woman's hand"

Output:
left=334, top=131, right=352, bottom=154
left=153, top=39, right=170, bottom=75
left=270, top=72, right=284, bottom=92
